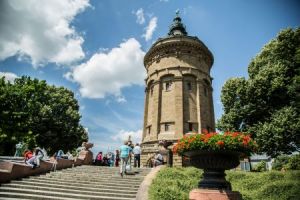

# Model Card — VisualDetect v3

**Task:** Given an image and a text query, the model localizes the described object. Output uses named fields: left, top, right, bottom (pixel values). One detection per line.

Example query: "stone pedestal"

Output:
left=78, top=150, right=93, bottom=165
left=189, top=189, right=242, bottom=200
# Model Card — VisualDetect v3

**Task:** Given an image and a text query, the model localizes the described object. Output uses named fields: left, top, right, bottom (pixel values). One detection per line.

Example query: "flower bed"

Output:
left=173, top=131, right=257, bottom=156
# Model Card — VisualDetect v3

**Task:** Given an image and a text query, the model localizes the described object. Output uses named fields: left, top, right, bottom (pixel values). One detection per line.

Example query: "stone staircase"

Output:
left=0, top=165, right=151, bottom=200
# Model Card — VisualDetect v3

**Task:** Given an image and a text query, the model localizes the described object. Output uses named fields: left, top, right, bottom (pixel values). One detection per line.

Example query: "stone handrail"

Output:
left=0, top=150, right=93, bottom=183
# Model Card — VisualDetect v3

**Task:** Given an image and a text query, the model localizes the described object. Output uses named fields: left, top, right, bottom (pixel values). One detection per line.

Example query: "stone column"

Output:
left=209, top=85, right=216, bottom=131
left=142, top=87, right=149, bottom=141
left=174, top=76, right=183, bottom=138
left=196, top=79, right=202, bottom=134
left=151, top=81, right=161, bottom=140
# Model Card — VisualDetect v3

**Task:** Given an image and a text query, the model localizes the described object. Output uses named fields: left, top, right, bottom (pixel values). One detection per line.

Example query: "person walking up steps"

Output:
left=119, top=141, right=132, bottom=177
left=133, top=143, right=141, bottom=168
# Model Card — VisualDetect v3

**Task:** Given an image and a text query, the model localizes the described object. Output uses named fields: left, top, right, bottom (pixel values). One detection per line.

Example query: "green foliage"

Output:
left=149, top=167, right=300, bottom=200
left=148, top=167, right=201, bottom=200
left=272, top=155, right=290, bottom=170
left=273, top=154, right=300, bottom=170
left=285, top=154, right=300, bottom=170
left=284, top=154, right=300, bottom=170
left=217, top=28, right=300, bottom=157
left=0, top=76, right=87, bottom=155
left=253, top=161, right=267, bottom=172
left=227, top=170, right=300, bottom=200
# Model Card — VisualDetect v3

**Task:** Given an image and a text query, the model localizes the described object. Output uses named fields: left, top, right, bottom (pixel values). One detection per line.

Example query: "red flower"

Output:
left=216, top=141, right=224, bottom=147
left=173, top=131, right=256, bottom=155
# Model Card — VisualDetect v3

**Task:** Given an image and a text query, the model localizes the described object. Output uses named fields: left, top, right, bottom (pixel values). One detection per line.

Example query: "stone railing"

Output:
left=0, top=150, right=93, bottom=183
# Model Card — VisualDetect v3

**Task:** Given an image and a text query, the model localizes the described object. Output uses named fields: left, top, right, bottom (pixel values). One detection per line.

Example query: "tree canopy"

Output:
left=217, top=28, right=300, bottom=157
left=0, top=76, right=88, bottom=155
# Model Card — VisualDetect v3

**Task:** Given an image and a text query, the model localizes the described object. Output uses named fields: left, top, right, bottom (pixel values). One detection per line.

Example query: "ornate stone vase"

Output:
left=183, top=150, right=240, bottom=190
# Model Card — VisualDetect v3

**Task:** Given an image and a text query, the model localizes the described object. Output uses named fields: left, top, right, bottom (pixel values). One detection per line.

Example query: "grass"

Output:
left=148, top=167, right=300, bottom=200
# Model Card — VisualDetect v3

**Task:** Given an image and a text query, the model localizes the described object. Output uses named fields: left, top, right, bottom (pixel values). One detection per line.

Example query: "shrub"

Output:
left=254, top=161, right=267, bottom=172
left=285, top=154, right=300, bottom=170
left=150, top=167, right=300, bottom=200
left=272, top=155, right=289, bottom=170
left=148, top=167, right=201, bottom=200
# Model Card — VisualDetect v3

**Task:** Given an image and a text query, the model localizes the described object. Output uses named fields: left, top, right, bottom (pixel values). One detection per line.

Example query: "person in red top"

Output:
left=95, top=152, right=103, bottom=166
left=24, top=150, right=36, bottom=168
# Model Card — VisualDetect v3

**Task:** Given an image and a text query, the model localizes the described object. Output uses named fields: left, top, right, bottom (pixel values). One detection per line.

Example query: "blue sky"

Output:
left=0, top=0, right=299, bottom=154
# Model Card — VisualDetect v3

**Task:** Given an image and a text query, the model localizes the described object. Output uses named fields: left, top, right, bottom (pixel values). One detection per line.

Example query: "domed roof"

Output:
left=168, top=10, right=188, bottom=36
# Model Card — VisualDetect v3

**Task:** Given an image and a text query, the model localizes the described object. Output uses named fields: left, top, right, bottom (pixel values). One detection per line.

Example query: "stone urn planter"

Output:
left=173, top=132, right=256, bottom=200
left=183, top=150, right=240, bottom=190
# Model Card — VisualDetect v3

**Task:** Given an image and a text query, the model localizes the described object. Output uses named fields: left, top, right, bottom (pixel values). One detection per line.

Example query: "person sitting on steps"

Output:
left=152, top=150, right=163, bottom=167
left=33, top=147, right=44, bottom=167
left=24, top=149, right=36, bottom=168
left=95, top=152, right=103, bottom=166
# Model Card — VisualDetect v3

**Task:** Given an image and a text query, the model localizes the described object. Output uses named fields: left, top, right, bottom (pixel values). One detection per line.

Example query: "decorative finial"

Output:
left=168, top=10, right=188, bottom=36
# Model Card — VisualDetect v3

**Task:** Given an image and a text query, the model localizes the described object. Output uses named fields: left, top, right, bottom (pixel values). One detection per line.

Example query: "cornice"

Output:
left=145, top=66, right=210, bottom=85
left=144, top=36, right=214, bottom=68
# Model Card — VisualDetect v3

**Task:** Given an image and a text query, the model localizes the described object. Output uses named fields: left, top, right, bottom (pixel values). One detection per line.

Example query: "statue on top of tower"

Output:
left=168, top=10, right=188, bottom=36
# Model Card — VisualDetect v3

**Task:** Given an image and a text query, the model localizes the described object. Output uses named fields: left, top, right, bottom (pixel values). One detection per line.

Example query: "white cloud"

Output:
left=0, top=72, right=18, bottom=82
left=111, top=129, right=142, bottom=144
left=66, top=38, right=146, bottom=99
left=116, top=95, right=127, bottom=103
left=0, top=0, right=89, bottom=67
left=142, top=17, right=158, bottom=41
left=135, top=8, right=145, bottom=24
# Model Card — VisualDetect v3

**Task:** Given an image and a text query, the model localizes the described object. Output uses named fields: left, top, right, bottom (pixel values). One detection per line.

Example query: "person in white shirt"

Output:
left=132, top=143, right=141, bottom=168
left=152, top=151, right=163, bottom=167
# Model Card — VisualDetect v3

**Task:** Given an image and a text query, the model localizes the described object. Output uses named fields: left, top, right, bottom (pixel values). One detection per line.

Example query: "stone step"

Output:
left=55, top=167, right=150, bottom=173
left=1, top=184, right=137, bottom=198
left=49, top=170, right=149, bottom=175
left=0, top=197, right=31, bottom=200
left=16, top=178, right=140, bottom=189
left=62, top=166, right=150, bottom=171
left=58, top=170, right=151, bottom=174
left=59, top=170, right=150, bottom=174
left=45, top=174, right=145, bottom=180
left=0, top=192, right=76, bottom=200
left=33, top=174, right=144, bottom=181
left=7, top=181, right=138, bottom=193
left=28, top=176, right=143, bottom=184
left=0, top=192, right=135, bottom=200
left=0, top=187, right=136, bottom=199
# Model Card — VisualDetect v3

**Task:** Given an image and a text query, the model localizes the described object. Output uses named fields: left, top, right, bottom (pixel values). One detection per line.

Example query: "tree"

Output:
left=217, top=28, right=300, bottom=157
left=0, top=76, right=87, bottom=155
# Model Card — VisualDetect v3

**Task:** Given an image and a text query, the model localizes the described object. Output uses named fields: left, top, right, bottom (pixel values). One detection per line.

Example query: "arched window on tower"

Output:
left=203, top=79, right=210, bottom=97
left=147, top=126, right=151, bottom=134
left=188, top=123, right=193, bottom=132
left=187, top=82, right=192, bottom=91
left=165, top=81, right=172, bottom=91
left=161, top=75, right=174, bottom=92
left=150, top=86, right=154, bottom=96
left=165, top=123, right=170, bottom=131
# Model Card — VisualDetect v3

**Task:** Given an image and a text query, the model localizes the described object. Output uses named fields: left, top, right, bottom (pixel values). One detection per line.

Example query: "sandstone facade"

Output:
left=141, top=13, right=215, bottom=167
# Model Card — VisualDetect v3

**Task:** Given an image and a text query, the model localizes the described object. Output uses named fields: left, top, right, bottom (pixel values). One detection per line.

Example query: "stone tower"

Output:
left=141, top=12, right=215, bottom=166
